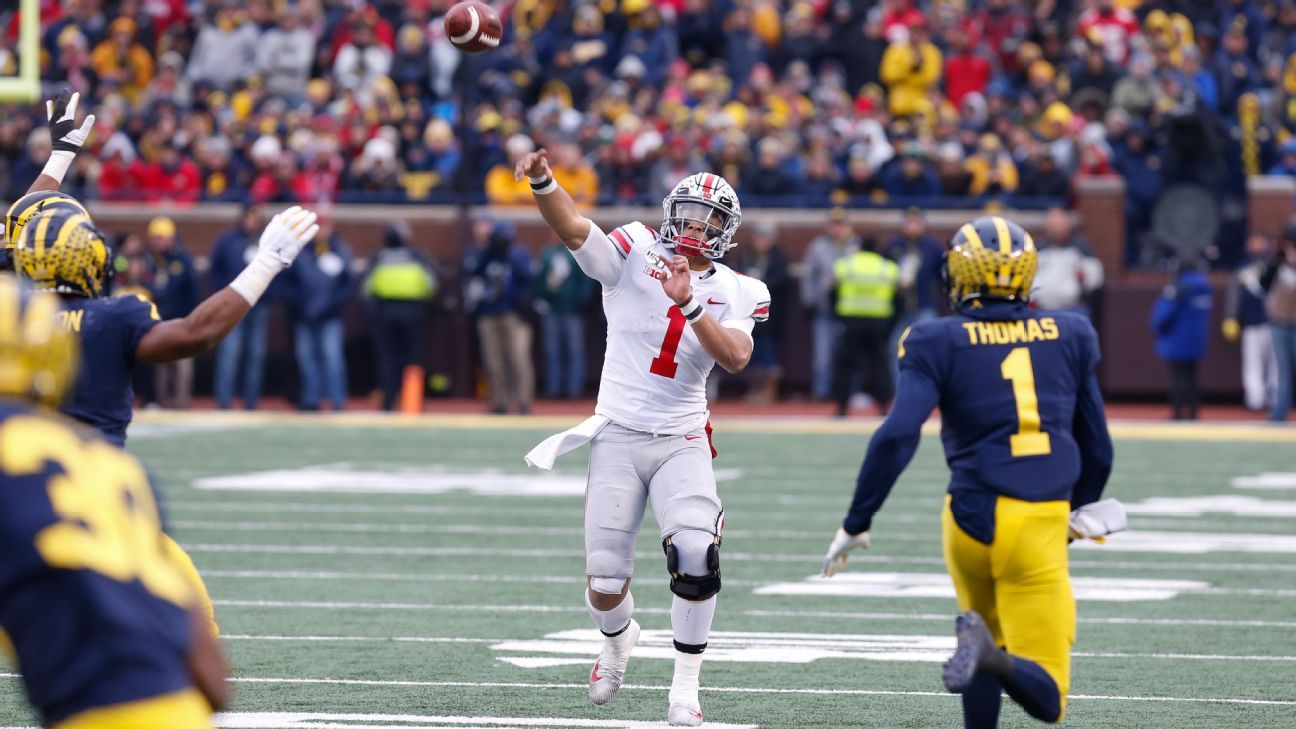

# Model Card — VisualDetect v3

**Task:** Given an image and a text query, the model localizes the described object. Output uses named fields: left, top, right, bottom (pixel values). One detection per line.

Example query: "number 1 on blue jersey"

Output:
left=1001, top=347, right=1052, bottom=457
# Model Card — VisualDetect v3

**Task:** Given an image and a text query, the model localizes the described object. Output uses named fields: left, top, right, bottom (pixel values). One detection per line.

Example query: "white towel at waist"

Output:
left=524, top=415, right=611, bottom=470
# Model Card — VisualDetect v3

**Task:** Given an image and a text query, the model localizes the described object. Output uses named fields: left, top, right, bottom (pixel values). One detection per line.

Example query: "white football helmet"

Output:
left=660, top=173, right=742, bottom=260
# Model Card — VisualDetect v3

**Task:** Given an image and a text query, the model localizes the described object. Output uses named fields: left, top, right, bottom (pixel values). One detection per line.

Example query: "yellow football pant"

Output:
left=52, top=688, right=210, bottom=729
left=941, top=494, right=1075, bottom=718
left=161, top=534, right=220, bottom=638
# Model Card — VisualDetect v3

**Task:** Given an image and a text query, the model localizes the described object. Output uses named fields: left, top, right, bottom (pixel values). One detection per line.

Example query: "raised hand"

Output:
left=514, top=148, right=552, bottom=181
left=257, top=206, right=320, bottom=268
left=46, top=89, right=96, bottom=155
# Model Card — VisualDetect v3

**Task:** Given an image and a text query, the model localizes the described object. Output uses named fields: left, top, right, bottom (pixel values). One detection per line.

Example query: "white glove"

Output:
left=257, top=206, right=319, bottom=268
left=1068, top=498, right=1128, bottom=542
left=822, top=527, right=871, bottom=577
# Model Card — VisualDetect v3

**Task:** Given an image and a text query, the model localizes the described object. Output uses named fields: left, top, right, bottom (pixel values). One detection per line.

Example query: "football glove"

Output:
left=46, top=90, right=95, bottom=155
left=1068, top=498, right=1128, bottom=543
left=822, top=527, right=871, bottom=577
left=257, top=206, right=319, bottom=268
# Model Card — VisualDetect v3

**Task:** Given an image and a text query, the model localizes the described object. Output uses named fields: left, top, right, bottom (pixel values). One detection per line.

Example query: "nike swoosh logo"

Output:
left=707, top=298, right=725, bottom=305
left=684, top=435, right=702, bottom=441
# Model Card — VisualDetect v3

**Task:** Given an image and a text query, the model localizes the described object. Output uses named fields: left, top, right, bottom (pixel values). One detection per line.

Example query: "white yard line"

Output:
left=209, top=599, right=1296, bottom=628
left=181, top=543, right=1296, bottom=575
left=200, top=569, right=1296, bottom=598
left=212, top=633, right=1296, bottom=663
left=4, top=672, right=1284, bottom=706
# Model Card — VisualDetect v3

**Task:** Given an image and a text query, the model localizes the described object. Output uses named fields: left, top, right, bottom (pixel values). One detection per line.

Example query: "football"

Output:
left=444, top=1, right=502, bottom=53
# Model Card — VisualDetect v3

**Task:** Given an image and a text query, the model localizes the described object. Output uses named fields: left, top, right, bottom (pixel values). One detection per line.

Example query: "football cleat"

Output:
left=942, top=611, right=1011, bottom=693
left=588, top=619, right=640, bottom=706
left=668, top=700, right=704, bottom=726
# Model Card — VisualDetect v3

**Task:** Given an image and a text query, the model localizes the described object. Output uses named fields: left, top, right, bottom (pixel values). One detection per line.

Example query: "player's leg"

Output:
left=648, top=433, right=723, bottom=727
left=584, top=426, right=649, bottom=705
left=992, top=497, right=1074, bottom=723
left=940, top=495, right=1004, bottom=729
left=51, top=689, right=212, bottom=729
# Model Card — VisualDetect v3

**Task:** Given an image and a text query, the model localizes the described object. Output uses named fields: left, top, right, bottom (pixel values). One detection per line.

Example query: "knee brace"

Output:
left=662, top=530, right=721, bottom=601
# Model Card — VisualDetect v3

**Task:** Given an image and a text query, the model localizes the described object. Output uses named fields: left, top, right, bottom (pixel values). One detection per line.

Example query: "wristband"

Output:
left=677, top=296, right=703, bottom=322
left=228, top=253, right=281, bottom=306
left=530, top=177, right=558, bottom=195
left=40, top=150, right=75, bottom=184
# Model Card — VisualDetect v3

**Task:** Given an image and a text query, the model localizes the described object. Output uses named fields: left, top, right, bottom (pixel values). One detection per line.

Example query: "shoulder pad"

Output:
left=609, top=221, right=658, bottom=258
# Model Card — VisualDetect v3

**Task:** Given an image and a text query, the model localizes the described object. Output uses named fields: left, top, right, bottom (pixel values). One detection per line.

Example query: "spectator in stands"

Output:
left=334, top=14, right=393, bottom=104
left=801, top=208, right=860, bottom=400
left=1263, top=227, right=1296, bottom=422
left=287, top=216, right=356, bottom=412
left=1224, top=234, right=1278, bottom=412
left=1033, top=207, right=1105, bottom=317
left=257, top=4, right=315, bottom=103
left=1019, top=146, right=1071, bottom=200
left=210, top=203, right=270, bottom=410
left=1076, top=0, right=1139, bottom=64
left=935, top=142, right=973, bottom=196
left=730, top=221, right=789, bottom=404
left=364, top=220, right=438, bottom=411
left=1113, top=122, right=1164, bottom=268
left=1151, top=257, right=1213, bottom=421
left=885, top=207, right=943, bottom=371
left=883, top=143, right=941, bottom=199
left=185, top=3, right=257, bottom=91
left=1070, top=42, right=1119, bottom=100
left=144, top=217, right=199, bottom=409
left=463, top=220, right=534, bottom=415
left=945, top=28, right=990, bottom=109
left=1267, top=140, right=1296, bottom=177
left=550, top=142, right=600, bottom=208
left=747, top=137, right=797, bottom=198
left=485, top=134, right=537, bottom=206
left=251, top=152, right=314, bottom=204
left=880, top=19, right=941, bottom=120
left=976, top=0, right=1031, bottom=73
left=966, top=133, right=1019, bottom=197
left=90, top=17, right=154, bottom=104
left=142, top=142, right=201, bottom=203
left=832, top=235, right=899, bottom=417
left=533, top=236, right=595, bottom=400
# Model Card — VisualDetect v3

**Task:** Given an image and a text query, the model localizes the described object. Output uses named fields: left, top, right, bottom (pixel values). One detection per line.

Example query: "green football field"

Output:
left=3, top=412, right=1296, bottom=729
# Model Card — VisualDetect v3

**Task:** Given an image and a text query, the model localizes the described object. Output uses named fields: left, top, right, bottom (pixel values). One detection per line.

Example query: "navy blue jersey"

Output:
left=0, top=404, right=194, bottom=726
left=57, top=294, right=160, bottom=446
left=843, top=301, right=1113, bottom=541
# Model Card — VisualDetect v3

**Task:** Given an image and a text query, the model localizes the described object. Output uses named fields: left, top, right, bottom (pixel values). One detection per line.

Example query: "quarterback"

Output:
left=518, top=150, right=770, bottom=726
left=822, top=216, right=1115, bottom=728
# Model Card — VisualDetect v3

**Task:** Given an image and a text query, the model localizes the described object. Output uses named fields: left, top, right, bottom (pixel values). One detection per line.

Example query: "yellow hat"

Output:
left=148, top=216, right=176, bottom=239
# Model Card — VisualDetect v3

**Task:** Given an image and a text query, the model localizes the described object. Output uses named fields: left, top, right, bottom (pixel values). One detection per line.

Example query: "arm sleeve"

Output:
left=1070, top=372, right=1113, bottom=509
left=570, top=222, right=626, bottom=288
left=842, top=366, right=940, bottom=535
left=720, top=277, right=771, bottom=341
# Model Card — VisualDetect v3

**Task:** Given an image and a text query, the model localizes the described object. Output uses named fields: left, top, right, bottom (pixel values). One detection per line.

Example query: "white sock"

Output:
left=671, top=595, right=716, bottom=650
left=670, top=650, right=704, bottom=705
left=585, top=588, right=634, bottom=637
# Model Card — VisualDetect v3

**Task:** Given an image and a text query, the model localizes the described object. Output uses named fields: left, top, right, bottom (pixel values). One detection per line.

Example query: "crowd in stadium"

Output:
left=1, top=1, right=1292, bottom=230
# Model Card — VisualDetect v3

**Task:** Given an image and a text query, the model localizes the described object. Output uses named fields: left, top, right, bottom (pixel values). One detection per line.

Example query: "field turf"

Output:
left=2, top=412, right=1294, bottom=729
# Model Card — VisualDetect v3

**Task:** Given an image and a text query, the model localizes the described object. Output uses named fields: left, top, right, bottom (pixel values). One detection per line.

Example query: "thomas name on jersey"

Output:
left=961, top=317, right=1060, bottom=346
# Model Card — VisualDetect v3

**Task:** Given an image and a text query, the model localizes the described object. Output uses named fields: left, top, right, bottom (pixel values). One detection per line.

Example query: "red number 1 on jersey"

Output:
left=650, top=307, right=686, bottom=379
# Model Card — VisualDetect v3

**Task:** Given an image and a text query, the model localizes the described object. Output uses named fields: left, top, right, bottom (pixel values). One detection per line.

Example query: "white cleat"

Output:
left=668, top=701, right=704, bottom=726
left=587, top=619, right=640, bottom=706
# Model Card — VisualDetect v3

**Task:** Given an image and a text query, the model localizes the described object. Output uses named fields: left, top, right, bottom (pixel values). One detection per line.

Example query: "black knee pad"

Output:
left=662, top=534, right=721, bottom=600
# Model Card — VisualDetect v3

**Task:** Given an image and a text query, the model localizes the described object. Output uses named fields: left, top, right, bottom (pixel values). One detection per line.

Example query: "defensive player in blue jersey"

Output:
left=12, top=201, right=318, bottom=641
left=13, top=203, right=318, bottom=445
left=821, top=216, right=1114, bottom=728
left=0, top=275, right=228, bottom=728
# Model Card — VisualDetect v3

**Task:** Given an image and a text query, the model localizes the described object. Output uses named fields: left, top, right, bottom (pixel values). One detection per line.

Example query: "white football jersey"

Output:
left=570, top=221, right=772, bottom=434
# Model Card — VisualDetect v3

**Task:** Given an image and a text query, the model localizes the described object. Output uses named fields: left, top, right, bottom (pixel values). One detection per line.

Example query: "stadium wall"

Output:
left=85, top=178, right=1296, bottom=402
